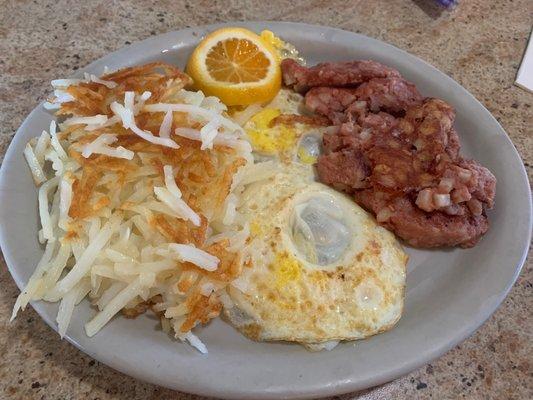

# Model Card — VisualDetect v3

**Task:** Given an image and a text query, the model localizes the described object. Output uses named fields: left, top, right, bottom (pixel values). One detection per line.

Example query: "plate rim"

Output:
left=0, top=21, right=531, bottom=399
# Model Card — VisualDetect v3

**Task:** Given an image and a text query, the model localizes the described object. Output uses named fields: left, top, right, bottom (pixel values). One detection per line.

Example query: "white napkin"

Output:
left=515, top=35, right=533, bottom=93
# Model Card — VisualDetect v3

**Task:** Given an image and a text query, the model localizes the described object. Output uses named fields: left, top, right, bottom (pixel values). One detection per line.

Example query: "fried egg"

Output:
left=225, top=163, right=407, bottom=347
left=240, top=89, right=327, bottom=164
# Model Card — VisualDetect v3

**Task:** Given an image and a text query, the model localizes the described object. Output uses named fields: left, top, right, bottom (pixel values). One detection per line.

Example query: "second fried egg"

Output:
left=239, top=89, right=327, bottom=164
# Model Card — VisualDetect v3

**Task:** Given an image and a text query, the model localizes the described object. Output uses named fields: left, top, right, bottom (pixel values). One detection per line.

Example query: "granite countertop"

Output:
left=0, top=0, right=531, bottom=399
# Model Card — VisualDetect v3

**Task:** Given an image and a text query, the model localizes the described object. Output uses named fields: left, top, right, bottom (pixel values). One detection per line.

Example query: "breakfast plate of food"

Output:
left=0, top=21, right=530, bottom=399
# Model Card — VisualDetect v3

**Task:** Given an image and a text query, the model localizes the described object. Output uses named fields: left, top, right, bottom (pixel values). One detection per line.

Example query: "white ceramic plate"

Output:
left=0, top=22, right=531, bottom=400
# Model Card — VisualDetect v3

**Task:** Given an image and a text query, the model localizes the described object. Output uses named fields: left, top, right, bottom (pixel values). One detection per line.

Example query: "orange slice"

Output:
left=186, top=27, right=281, bottom=106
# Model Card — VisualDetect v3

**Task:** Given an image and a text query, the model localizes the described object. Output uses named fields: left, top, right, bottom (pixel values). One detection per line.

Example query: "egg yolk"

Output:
left=246, top=108, right=296, bottom=155
left=297, top=134, right=321, bottom=164
left=250, top=219, right=263, bottom=237
left=273, top=252, right=301, bottom=289
left=297, top=147, right=318, bottom=164
left=260, top=30, right=301, bottom=63
left=260, top=30, right=285, bottom=61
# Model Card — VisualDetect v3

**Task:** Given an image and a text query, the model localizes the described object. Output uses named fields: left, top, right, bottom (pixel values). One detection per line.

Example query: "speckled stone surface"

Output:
left=0, top=0, right=531, bottom=399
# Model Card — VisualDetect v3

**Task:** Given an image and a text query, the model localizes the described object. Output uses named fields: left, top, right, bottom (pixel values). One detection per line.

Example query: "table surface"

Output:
left=0, top=1, right=531, bottom=399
